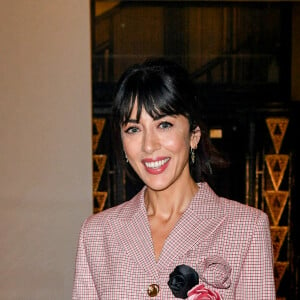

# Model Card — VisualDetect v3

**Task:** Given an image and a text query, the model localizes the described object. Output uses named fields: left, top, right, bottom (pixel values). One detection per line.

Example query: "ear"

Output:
left=190, top=126, right=201, bottom=149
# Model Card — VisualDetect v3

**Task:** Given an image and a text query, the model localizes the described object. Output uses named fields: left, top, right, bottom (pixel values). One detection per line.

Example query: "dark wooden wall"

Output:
left=91, top=1, right=299, bottom=298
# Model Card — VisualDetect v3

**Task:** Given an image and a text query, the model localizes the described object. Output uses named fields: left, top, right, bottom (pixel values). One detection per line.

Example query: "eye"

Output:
left=159, top=121, right=173, bottom=129
left=124, top=126, right=140, bottom=134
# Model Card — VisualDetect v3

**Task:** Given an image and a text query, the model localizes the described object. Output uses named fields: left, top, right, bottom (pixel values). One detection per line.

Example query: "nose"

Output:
left=142, top=130, right=160, bottom=153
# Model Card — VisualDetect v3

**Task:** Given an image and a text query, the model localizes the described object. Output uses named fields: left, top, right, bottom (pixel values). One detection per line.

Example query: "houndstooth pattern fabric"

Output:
left=72, top=182, right=276, bottom=299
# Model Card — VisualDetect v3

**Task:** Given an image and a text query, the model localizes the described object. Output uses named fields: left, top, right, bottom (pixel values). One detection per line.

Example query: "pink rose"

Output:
left=187, top=284, right=223, bottom=300
left=198, top=256, right=231, bottom=289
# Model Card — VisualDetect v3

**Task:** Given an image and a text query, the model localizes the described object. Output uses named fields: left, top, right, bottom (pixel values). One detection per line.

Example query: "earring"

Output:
left=124, top=152, right=128, bottom=163
left=190, top=147, right=195, bottom=164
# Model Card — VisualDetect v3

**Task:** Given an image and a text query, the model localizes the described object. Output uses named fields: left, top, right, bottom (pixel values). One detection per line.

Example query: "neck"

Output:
left=144, top=179, right=199, bottom=219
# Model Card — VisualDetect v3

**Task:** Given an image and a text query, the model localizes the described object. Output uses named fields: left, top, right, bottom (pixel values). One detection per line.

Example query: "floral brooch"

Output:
left=168, top=265, right=199, bottom=299
left=168, top=256, right=231, bottom=299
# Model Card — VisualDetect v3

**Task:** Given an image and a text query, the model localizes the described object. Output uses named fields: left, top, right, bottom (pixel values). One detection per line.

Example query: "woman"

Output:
left=72, top=58, right=275, bottom=299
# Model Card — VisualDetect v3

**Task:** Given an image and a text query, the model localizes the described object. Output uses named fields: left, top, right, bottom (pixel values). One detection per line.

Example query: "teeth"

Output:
left=145, top=158, right=169, bottom=169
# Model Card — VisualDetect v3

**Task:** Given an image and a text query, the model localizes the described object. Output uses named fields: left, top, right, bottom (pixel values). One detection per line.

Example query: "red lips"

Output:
left=142, top=157, right=170, bottom=175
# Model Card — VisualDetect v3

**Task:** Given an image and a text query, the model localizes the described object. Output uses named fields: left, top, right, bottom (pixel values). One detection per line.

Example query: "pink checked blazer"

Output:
left=72, top=182, right=276, bottom=299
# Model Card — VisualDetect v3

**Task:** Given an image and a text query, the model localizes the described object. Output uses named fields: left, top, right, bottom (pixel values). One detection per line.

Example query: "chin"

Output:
left=145, top=180, right=172, bottom=192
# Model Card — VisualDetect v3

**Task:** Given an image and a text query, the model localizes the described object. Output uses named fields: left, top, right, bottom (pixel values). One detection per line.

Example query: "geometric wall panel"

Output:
left=92, top=118, right=108, bottom=213
left=93, top=191, right=108, bottom=214
left=93, top=154, right=107, bottom=191
left=274, top=261, right=289, bottom=292
left=264, top=191, right=289, bottom=226
left=93, top=118, right=106, bottom=153
left=263, top=116, right=291, bottom=299
left=266, top=117, right=289, bottom=154
left=265, top=154, right=289, bottom=191
left=270, top=226, right=288, bottom=262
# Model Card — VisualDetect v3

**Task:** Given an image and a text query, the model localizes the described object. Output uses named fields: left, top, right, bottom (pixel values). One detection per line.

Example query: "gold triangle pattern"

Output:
left=93, top=172, right=101, bottom=192
left=93, top=155, right=107, bottom=191
left=92, top=118, right=106, bottom=153
left=274, top=261, right=288, bottom=292
left=93, top=191, right=108, bottom=213
left=265, top=155, right=289, bottom=191
left=264, top=191, right=289, bottom=226
left=270, top=226, right=288, bottom=261
left=266, top=118, right=289, bottom=154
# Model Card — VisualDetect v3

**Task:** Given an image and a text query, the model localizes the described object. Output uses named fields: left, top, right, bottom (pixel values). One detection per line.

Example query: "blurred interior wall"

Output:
left=0, top=1, right=300, bottom=300
left=0, top=1, right=92, bottom=299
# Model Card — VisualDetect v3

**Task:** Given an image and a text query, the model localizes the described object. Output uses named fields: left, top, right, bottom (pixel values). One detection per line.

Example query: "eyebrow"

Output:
left=126, top=119, right=139, bottom=123
left=126, top=114, right=177, bottom=124
left=153, top=114, right=178, bottom=121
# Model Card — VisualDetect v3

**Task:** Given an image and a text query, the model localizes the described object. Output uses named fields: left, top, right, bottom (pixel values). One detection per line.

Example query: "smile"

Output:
left=144, top=158, right=170, bottom=169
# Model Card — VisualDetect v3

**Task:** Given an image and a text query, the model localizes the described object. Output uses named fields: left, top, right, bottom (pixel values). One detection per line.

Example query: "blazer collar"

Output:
left=113, top=183, right=225, bottom=275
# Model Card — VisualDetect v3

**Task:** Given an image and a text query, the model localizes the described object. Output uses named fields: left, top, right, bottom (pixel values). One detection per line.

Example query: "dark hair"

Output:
left=112, top=57, right=228, bottom=182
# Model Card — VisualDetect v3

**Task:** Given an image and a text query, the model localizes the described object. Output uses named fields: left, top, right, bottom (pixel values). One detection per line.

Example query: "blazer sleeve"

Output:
left=72, top=219, right=98, bottom=300
left=235, top=212, right=276, bottom=299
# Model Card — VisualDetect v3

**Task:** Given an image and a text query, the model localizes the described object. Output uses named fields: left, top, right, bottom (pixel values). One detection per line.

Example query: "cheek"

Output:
left=122, top=137, right=138, bottom=156
left=121, top=135, right=129, bottom=152
left=162, top=134, right=190, bottom=152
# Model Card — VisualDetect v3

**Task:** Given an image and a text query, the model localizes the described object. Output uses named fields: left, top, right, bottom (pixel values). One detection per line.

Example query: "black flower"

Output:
left=168, top=264, right=199, bottom=299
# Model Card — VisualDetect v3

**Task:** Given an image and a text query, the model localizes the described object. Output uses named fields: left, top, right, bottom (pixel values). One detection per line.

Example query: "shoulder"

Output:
left=221, top=196, right=268, bottom=226
left=81, top=187, right=145, bottom=233
left=218, top=194, right=270, bottom=241
left=197, top=182, right=268, bottom=226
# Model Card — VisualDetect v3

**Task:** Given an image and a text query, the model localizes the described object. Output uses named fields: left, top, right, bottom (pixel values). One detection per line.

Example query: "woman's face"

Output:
left=121, top=101, right=200, bottom=192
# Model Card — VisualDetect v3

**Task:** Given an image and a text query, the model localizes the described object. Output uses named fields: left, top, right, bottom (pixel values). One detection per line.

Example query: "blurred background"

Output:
left=91, top=1, right=300, bottom=300
left=0, top=1, right=299, bottom=299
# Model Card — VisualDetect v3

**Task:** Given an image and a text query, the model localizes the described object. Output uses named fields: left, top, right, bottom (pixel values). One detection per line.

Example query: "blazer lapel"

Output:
left=157, top=182, right=226, bottom=270
left=113, top=188, right=159, bottom=278
left=112, top=183, right=225, bottom=276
